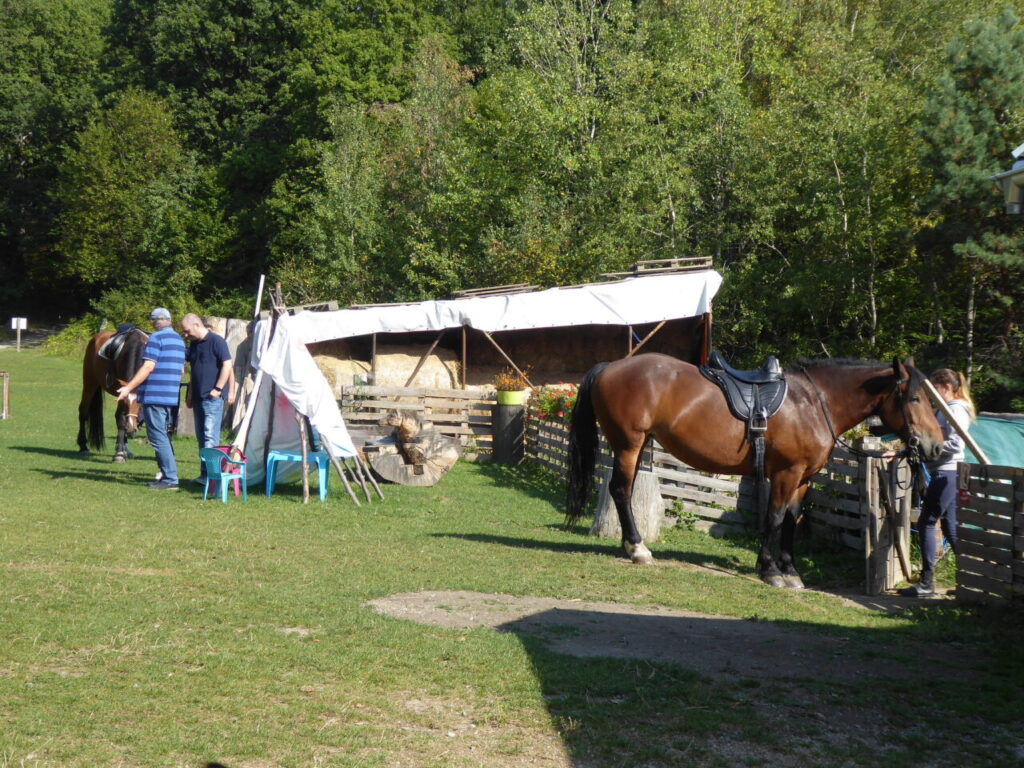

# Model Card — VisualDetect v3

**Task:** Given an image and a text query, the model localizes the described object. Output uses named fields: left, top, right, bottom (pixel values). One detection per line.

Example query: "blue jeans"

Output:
left=193, top=396, right=225, bottom=475
left=143, top=404, right=178, bottom=485
left=919, top=469, right=958, bottom=573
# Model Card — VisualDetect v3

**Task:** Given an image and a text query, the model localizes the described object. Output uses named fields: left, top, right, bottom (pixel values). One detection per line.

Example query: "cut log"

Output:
left=367, top=431, right=462, bottom=486
left=591, top=469, right=668, bottom=543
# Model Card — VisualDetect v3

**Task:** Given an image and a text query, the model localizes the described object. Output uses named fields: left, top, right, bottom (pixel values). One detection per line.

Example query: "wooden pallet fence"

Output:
left=339, top=385, right=496, bottom=454
left=956, top=464, right=1024, bottom=606
left=803, top=446, right=872, bottom=550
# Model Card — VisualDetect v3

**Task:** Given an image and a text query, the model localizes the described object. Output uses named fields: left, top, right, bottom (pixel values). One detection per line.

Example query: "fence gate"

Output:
left=956, top=464, right=1024, bottom=605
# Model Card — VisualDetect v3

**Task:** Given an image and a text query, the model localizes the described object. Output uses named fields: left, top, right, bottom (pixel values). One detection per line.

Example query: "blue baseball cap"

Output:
left=150, top=307, right=171, bottom=320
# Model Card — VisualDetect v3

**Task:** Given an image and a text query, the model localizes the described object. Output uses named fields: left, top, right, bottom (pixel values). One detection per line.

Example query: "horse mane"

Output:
left=120, top=329, right=147, bottom=380
left=788, top=356, right=926, bottom=395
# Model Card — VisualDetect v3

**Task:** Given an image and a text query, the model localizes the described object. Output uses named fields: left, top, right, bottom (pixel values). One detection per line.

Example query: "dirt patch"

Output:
left=369, top=590, right=976, bottom=683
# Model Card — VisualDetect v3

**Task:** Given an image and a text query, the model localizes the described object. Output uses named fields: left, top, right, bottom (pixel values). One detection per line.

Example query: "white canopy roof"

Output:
left=267, top=271, right=722, bottom=345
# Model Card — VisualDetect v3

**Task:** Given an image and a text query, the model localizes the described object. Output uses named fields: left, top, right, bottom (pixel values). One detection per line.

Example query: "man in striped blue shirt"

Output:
left=117, top=308, right=186, bottom=489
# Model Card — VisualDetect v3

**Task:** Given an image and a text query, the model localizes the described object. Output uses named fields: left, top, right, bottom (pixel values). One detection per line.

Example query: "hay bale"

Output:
left=373, top=344, right=460, bottom=388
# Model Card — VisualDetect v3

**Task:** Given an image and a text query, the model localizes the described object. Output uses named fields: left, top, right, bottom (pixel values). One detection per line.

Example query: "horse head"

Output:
left=876, top=357, right=944, bottom=463
left=116, top=379, right=142, bottom=437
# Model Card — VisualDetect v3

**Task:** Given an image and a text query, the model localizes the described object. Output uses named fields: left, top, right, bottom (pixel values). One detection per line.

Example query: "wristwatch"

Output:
left=212, top=387, right=222, bottom=394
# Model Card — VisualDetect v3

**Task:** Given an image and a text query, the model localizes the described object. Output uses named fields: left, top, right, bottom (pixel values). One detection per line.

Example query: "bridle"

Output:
left=116, top=378, right=141, bottom=433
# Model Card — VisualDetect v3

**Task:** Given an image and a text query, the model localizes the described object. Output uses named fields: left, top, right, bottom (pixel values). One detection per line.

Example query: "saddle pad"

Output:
left=700, top=366, right=788, bottom=424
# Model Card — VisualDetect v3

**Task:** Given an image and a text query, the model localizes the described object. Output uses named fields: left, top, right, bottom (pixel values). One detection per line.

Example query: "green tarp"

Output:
left=965, top=414, right=1024, bottom=468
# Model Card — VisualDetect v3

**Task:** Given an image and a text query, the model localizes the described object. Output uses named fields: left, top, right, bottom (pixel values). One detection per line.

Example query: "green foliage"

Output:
left=3, top=0, right=1024, bottom=412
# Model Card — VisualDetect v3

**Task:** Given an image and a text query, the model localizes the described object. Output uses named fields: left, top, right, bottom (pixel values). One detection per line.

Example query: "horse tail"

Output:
left=86, top=387, right=104, bottom=450
left=565, top=362, right=608, bottom=526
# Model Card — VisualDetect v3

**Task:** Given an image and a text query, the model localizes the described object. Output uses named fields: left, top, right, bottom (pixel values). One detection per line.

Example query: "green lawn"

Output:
left=0, top=348, right=1022, bottom=768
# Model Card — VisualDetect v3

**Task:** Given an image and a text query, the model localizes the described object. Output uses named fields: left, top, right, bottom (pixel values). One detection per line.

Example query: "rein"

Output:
left=798, top=366, right=920, bottom=461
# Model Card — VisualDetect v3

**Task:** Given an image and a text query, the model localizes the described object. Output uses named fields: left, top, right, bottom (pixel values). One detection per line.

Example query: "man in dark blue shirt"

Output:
left=182, top=314, right=233, bottom=483
left=117, top=307, right=186, bottom=489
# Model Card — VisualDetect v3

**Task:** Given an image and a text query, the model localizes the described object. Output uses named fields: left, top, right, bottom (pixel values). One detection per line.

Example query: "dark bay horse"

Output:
left=77, top=328, right=148, bottom=461
left=566, top=354, right=945, bottom=588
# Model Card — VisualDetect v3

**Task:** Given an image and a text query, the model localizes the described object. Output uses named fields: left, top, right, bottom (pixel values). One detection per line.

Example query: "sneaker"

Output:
left=148, top=480, right=179, bottom=490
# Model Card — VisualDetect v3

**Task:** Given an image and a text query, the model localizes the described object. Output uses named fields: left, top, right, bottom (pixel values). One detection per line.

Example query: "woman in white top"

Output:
left=906, top=368, right=976, bottom=597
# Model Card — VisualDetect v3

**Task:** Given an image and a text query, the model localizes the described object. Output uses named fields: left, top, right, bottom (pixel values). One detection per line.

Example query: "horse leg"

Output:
left=113, top=405, right=127, bottom=462
left=77, top=385, right=96, bottom=453
left=610, top=446, right=654, bottom=565
left=757, top=503, right=787, bottom=588
left=778, top=484, right=811, bottom=589
left=759, top=470, right=808, bottom=588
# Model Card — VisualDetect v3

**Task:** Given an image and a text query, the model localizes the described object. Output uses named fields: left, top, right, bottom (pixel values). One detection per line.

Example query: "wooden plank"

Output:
left=806, top=507, right=865, bottom=531
left=957, top=526, right=1013, bottom=550
left=957, top=569, right=1014, bottom=598
left=651, top=465, right=742, bottom=492
left=957, top=553, right=1013, bottom=580
left=343, top=385, right=493, bottom=400
left=964, top=464, right=1023, bottom=482
left=964, top=491, right=1015, bottom=510
left=958, top=540, right=1013, bottom=565
left=804, top=489, right=863, bottom=515
left=958, top=508, right=1014, bottom=534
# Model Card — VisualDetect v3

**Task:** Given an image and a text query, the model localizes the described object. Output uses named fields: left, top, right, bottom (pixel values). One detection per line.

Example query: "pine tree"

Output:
left=917, top=7, right=1024, bottom=404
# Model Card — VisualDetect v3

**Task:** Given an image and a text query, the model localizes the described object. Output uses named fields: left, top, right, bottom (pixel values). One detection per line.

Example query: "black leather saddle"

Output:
left=98, top=325, right=140, bottom=361
left=700, top=350, right=787, bottom=429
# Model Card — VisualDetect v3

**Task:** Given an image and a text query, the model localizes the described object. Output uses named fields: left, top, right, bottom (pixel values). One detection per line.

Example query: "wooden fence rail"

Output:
left=340, top=385, right=497, bottom=454
left=955, top=464, right=1024, bottom=606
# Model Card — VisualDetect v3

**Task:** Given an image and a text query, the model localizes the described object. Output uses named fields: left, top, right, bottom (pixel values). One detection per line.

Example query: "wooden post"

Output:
left=321, top=439, right=361, bottom=506
left=297, top=410, right=310, bottom=504
left=461, top=326, right=467, bottom=390
left=0, top=371, right=8, bottom=419
left=492, top=403, right=525, bottom=465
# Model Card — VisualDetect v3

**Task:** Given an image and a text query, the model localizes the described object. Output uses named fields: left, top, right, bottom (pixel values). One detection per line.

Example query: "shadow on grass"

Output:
left=11, top=444, right=126, bottom=461
left=430, top=532, right=755, bottom=576
left=30, top=467, right=149, bottom=485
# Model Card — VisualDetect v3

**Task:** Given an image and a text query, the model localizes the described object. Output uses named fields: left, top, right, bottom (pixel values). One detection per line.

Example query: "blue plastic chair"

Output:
left=265, top=449, right=330, bottom=501
left=199, top=446, right=248, bottom=503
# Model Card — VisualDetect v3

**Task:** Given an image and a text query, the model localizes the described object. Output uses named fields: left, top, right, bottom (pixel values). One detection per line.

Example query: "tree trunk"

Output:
left=591, top=469, right=666, bottom=543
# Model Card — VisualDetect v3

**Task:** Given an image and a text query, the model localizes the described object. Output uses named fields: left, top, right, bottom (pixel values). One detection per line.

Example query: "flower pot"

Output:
left=496, top=389, right=527, bottom=406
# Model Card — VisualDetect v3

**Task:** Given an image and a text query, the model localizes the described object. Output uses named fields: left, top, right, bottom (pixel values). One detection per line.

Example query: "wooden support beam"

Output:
left=461, top=326, right=467, bottom=390
left=626, top=321, right=667, bottom=358
left=403, top=331, right=445, bottom=388
left=480, top=330, right=533, bottom=387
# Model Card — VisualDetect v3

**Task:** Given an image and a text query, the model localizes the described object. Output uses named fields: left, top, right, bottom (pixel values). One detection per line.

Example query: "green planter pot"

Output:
left=496, top=389, right=527, bottom=406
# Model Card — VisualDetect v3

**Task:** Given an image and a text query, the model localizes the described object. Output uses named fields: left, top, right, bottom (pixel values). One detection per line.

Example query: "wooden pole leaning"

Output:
left=296, top=409, right=310, bottom=504
left=922, top=379, right=991, bottom=465
left=321, top=439, right=361, bottom=506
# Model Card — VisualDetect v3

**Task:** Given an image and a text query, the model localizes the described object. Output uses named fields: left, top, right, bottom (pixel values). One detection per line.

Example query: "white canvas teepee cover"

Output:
left=240, top=313, right=357, bottom=486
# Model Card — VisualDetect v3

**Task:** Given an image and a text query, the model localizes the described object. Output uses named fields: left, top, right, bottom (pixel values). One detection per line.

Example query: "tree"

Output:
left=0, top=0, right=109, bottom=314
left=917, top=7, right=1024, bottom=405
left=51, top=89, right=231, bottom=299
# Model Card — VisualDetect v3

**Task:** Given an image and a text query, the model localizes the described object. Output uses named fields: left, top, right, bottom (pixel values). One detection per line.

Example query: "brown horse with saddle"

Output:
left=77, top=327, right=149, bottom=462
left=566, top=352, right=945, bottom=588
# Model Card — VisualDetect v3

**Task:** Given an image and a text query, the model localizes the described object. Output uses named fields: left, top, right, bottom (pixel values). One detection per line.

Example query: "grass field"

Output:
left=1, top=347, right=1022, bottom=768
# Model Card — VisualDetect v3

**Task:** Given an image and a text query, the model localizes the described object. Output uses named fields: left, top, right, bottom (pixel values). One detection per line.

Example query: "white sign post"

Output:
left=10, top=318, right=27, bottom=352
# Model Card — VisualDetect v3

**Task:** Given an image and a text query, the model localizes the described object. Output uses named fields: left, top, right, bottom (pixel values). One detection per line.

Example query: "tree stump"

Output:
left=367, top=413, right=462, bottom=486
left=591, top=469, right=667, bottom=543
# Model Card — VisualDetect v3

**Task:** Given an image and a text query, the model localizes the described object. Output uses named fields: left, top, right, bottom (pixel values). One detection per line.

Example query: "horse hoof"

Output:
left=761, top=573, right=787, bottom=588
left=78, top=449, right=91, bottom=455
left=112, top=455, right=126, bottom=464
left=783, top=574, right=805, bottom=590
left=624, top=542, right=654, bottom=564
